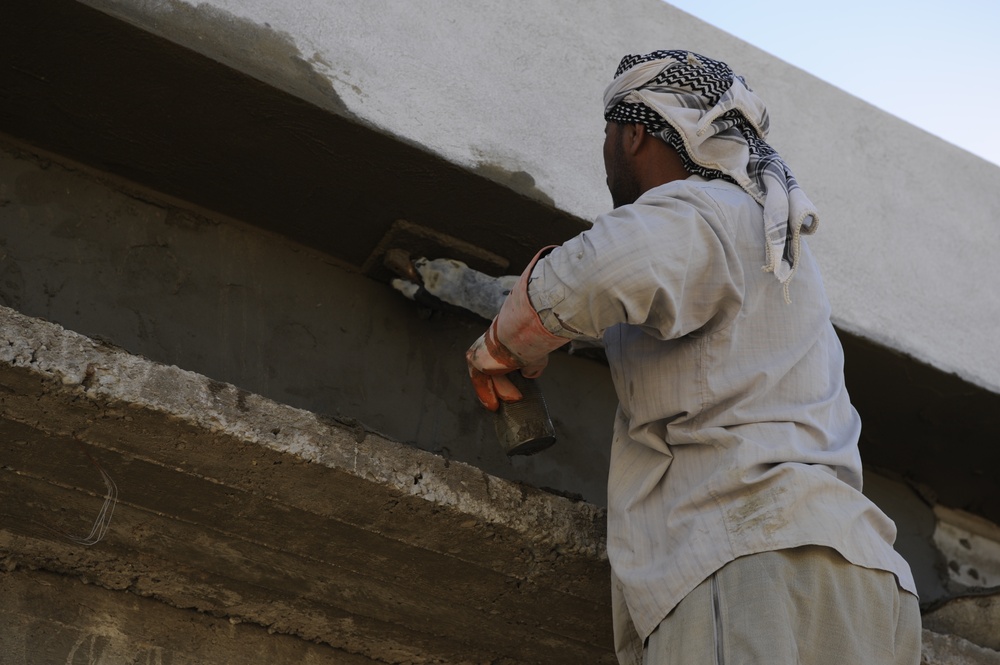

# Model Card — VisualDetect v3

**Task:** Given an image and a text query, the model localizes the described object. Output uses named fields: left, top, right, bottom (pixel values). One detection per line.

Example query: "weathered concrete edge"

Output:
left=0, top=304, right=607, bottom=559
left=3, top=304, right=997, bottom=663
left=77, top=0, right=358, bottom=123
left=923, top=629, right=1000, bottom=665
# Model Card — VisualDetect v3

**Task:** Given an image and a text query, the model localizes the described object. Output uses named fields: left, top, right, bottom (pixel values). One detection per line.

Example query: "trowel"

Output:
left=365, top=220, right=557, bottom=456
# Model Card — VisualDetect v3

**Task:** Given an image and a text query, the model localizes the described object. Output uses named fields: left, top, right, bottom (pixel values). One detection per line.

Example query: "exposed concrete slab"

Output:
left=839, top=334, right=1000, bottom=525
left=0, top=304, right=615, bottom=663
left=7, top=579, right=995, bottom=665
left=0, top=567, right=379, bottom=664
left=933, top=506, right=1000, bottom=590
left=924, top=595, right=1000, bottom=653
left=922, top=630, right=1000, bottom=665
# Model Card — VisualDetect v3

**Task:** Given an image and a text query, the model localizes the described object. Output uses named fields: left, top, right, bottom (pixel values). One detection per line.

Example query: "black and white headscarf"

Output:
left=604, top=50, right=818, bottom=299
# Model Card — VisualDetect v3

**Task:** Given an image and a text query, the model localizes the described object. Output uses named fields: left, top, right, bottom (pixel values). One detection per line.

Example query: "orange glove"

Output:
left=466, top=247, right=569, bottom=411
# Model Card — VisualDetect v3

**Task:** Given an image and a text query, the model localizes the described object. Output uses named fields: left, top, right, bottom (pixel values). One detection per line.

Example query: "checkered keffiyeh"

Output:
left=604, top=50, right=818, bottom=298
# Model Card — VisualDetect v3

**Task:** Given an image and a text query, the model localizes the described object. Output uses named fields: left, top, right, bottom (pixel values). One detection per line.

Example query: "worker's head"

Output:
left=602, top=50, right=820, bottom=291
left=601, top=50, right=771, bottom=205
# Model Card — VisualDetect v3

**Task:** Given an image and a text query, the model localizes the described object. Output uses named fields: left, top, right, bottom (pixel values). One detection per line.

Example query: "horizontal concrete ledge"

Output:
left=2, top=571, right=998, bottom=665
left=922, top=629, right=1000, bottom=665
left=0, top=305, right=613, bottom=664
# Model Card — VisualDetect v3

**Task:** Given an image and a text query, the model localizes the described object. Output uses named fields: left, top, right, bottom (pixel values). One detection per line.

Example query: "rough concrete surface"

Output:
left=0, top=134, right=618, bottom=509
left=924, top=594, right=1000, bottom=653
left=0, top=308, right=1000, bottom=665
left=0, top=304, right=615, bottom=663
left=1, top=567, right=378, bottom=664
left=922, top=630, right=1000, bottom=665
left=3, top=290, right=998, bottom=665
left=934, top=506, right=1000, bottom=590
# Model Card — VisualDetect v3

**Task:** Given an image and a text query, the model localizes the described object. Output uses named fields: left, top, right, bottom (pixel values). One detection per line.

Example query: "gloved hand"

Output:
left=466, top=247, right=569, bottom=411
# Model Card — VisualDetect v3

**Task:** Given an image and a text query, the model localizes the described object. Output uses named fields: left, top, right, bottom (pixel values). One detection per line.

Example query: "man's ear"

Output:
left=624, top=123, right=648, bottom=156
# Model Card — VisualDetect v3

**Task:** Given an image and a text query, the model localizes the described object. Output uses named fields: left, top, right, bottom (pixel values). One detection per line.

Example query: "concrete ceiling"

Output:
left=0, top=0, right=580, bottom=275
left=2, top=0, right=999, bottom=526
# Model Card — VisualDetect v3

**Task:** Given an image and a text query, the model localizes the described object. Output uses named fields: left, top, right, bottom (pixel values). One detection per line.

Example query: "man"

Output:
left=465, top=51, right=921, bottom=664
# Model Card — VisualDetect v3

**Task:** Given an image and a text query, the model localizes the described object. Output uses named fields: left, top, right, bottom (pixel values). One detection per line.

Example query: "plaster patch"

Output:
left=933, top=506, right=1000, bottom=589
left=82, top=0, right=351, bottom=117
left=474, top=162, right=555, bottom=208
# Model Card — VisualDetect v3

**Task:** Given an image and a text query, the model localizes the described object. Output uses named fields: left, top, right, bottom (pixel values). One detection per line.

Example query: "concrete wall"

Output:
left=0, top=137, right=617, bottom=506
left=81, top=0, right=1000, bottom=395
left=0, top=299, right=613, bottom=664
left=2, top=0, right=1000, bottom=661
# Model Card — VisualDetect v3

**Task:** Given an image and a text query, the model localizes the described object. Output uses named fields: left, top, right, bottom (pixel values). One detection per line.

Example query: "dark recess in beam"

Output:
left=0, top=0, right=583, bottom=274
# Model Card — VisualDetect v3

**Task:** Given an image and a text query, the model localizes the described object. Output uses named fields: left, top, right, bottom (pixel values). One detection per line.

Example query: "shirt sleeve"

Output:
left=527, top=186, right=744, bottom=342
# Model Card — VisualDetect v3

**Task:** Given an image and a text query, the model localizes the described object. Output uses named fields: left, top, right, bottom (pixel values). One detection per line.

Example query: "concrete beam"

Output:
left=1, top=567, right=381, bottom=664
left=2, top=2, right=1000, bottom=526
left=68, top=0, right=1000, bottom=397
left=0, top=305, right=614, bottom=663
left=921, top=630, right=1000, bottom=665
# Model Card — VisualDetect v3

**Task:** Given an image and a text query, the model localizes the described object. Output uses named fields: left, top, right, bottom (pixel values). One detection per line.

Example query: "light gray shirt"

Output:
left=528, top=176, right=917, bottom=644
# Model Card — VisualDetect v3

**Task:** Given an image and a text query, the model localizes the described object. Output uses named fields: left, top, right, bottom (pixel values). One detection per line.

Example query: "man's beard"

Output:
left=608, top=138, right=642, bottom=209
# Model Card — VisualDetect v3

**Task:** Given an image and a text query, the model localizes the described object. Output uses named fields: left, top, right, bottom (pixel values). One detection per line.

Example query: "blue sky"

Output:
left=665, top=1, right=1000, bottom=167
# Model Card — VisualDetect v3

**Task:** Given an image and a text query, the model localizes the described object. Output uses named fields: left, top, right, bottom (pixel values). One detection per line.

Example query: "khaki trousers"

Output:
left=643, top=546, right=921, bottom=665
